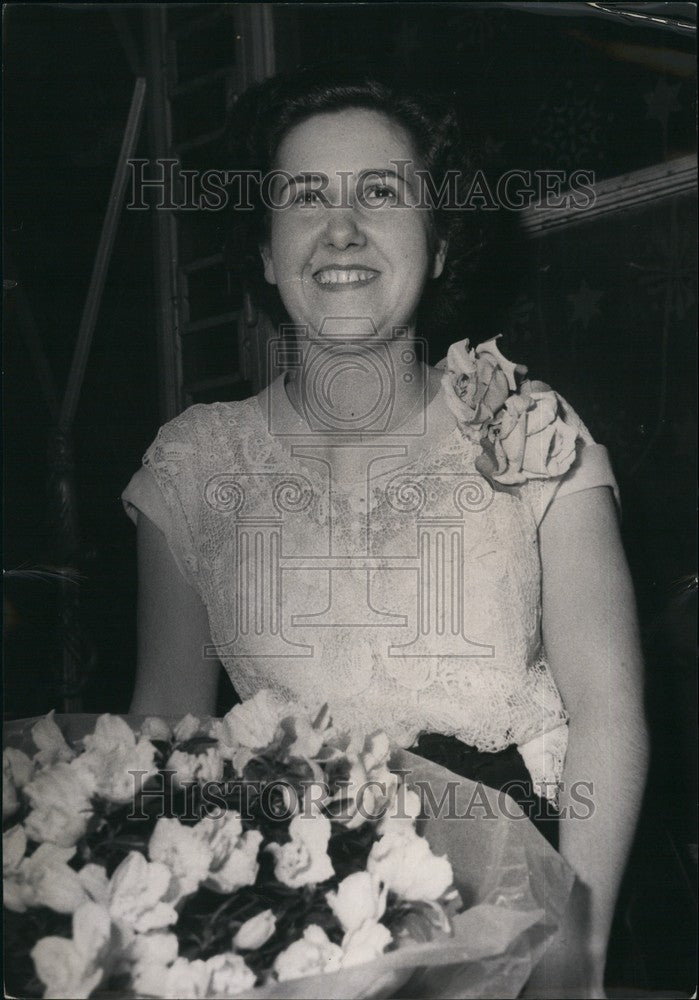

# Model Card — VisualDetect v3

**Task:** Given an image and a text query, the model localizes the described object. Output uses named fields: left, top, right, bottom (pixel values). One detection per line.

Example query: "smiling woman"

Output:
left=258, top=107, right=446, bottom=435
left=121, top=64, right=648, bottom=997
left=225, top=68, right=481, bottom=343
left=261, top=109, right=445, bottom=338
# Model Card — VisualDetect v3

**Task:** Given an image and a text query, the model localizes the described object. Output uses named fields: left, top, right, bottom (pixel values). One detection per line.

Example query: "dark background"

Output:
left=3, top=4, right=697, bottom=991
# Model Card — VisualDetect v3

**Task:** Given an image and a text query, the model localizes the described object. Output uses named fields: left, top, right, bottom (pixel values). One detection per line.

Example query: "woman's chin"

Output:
left=313, top=315, right=381, bottom=339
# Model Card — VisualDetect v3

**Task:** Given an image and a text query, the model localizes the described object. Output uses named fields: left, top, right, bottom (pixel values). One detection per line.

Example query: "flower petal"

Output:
left=78, top=864, right=110, bottom=903
left=72, top=901, right=111, bottom=957
left=3, top=824, right=27, bottom=872
left=4, top=747, right=34, bottom=786
left=140, top=717, right=172, bottom=742
left=475, top=336, right=528, bottom=392
left=172, top=713, right=201, bottom=743
left=84, top=713, right=137, bottom=752
left=233, top=909, right=276, bottom=950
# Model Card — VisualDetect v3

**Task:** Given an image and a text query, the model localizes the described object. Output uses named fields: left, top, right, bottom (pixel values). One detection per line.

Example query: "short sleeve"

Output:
left=522, top=393, right=621, bottom=528
left=121, top=466, right=195, bottom=586
left=121, top=408, right=206, bottom=588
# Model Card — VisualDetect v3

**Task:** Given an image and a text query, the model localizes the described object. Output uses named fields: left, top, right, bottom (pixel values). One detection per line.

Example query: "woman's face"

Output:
left=260, top=108, right=446, bottom=340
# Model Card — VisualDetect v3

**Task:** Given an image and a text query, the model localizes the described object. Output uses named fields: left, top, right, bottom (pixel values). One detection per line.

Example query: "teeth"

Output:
left=316, top=269, right=376, bottom=285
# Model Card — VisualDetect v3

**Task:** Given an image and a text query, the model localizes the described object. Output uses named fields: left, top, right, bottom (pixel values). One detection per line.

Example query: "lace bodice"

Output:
left=123, top=373, right=619, bottom=798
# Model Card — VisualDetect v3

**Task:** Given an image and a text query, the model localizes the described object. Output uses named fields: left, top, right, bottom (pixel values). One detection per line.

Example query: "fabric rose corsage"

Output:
left=438, top=336, right=579, bottom=486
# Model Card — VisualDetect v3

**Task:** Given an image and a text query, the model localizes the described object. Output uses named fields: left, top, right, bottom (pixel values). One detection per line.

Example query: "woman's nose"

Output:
left=322, top=209, right=367, bottom=251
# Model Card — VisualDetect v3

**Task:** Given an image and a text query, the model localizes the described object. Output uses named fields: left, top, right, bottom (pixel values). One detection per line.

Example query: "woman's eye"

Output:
left=363, top=184, right=399, bottom=204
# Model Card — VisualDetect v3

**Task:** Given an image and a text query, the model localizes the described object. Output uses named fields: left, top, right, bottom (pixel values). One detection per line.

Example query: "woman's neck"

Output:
left=284, top=336, right=432, bottom=437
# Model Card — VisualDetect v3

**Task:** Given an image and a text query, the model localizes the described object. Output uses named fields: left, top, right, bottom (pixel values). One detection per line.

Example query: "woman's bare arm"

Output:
left=528, top=485, right=649, bottom=997
left=130, top=513, right=220, bottom=717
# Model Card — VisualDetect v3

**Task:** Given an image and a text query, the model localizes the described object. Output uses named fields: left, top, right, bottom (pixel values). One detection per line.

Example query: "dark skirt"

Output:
left=409, top=733, right=560, bottom=850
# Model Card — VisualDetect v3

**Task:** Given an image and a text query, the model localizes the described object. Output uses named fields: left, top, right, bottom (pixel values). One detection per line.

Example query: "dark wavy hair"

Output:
left=223, top=63, right=489, bottom=349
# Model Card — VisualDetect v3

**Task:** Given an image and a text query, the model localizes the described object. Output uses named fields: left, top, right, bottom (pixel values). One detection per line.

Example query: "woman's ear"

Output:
left=432, top=239, right=448, bottom=280
left=260, top=244, right=277, bottom=286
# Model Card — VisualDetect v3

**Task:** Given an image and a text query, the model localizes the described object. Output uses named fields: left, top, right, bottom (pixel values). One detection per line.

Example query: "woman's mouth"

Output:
left=313, top=266, right=379, bottom=289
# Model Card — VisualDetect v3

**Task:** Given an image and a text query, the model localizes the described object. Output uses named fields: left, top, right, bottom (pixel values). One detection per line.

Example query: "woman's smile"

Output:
left=313, top=265, right=380, bottom=289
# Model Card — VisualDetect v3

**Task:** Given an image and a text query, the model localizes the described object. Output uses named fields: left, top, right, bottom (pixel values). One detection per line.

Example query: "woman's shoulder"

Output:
left=156, top=396, right=259, bottom=440
left=142, top=396, right=263, bottom=478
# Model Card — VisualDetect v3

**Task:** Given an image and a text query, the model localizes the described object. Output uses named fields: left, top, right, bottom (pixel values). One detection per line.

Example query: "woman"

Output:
left=123, top=68, right=648, bottom=996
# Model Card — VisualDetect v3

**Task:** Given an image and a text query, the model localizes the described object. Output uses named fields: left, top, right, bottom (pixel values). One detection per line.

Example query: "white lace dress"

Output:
left=123, top=372, right=619, bottom=799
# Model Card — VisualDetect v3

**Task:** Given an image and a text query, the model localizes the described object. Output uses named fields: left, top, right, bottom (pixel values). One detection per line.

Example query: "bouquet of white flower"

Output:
left=4, top=692, right=573, bottom=1000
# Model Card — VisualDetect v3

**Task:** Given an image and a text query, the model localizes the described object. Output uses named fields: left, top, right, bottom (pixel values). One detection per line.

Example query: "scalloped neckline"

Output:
left=254, top=369, right=459, bottom=490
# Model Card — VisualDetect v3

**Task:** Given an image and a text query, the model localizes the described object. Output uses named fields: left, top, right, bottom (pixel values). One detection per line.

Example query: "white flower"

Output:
left=197, top=808, right=243, bottom=854
left=31, top=711, right=75, bottom=768
left=267, top=811, right=333, bottom=888
left=377, top=785, right=422, bottom=840
left=79, top=714, right=157, bottom=804
left=3, top=747, right=34, bottom=818
left=475, top=381, right=580, bottom=487
left=207, top=717, right=233, bottom=753
left=230, top=743, right=257, bottom=774
left=212, top=689, right=287, bottom=761
left=128, top=931, right=179, bottom=996
left=26, top=849, right=89, bottom=914
left=158, top=957, right=212, bottom=998
left=368, top=829, right=453, bottom=902
left=341, top=920, right=393, bottom=968
left=233, top=909, right=276, bottom=950
left=166, top=747, right=224, bottom=789
left=68, top=858, right=178, bottom=988
left=130, top=930, right=179, bottom=965
left=24, top=805, right=91, bottom=850
left=205, top=830, right=262, bottom=894
left=288, top=703, right=336, bottom=760
left=326, top=871, right=387, bottom=934
left=77, top=863, right=109, bottom=902
left=31, top=902, right=111, bottom=999
left=4, top=824, right=28, bottom=873
left=140, top=716, right=172, bottom=742
left=206, top=952, right=257, bottom=996
left=439, top=336, right=523, bottom=428
left=329, top=732, right=398, bottom=830
left=195, top=812, right=261, bottom=893
left=4, top=746, right=34, bottom=785
left=149, top=817, right=212, bottom=902
left=172, top=713, right=202, bottom=743
left=107, top=852, right=178, bottom=932
left=273, top=925, right=343, bottom=982
left=4, top=827, right=89, bottom=914
left=283, top=714, right=327, bottom=760
left=140, top=713, right=203, bottom=745
left=82, top=713, right=135, bottom=755
left=23, top=760, right=96, bottom=847
left=152, top=953, right=256, bottom=999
